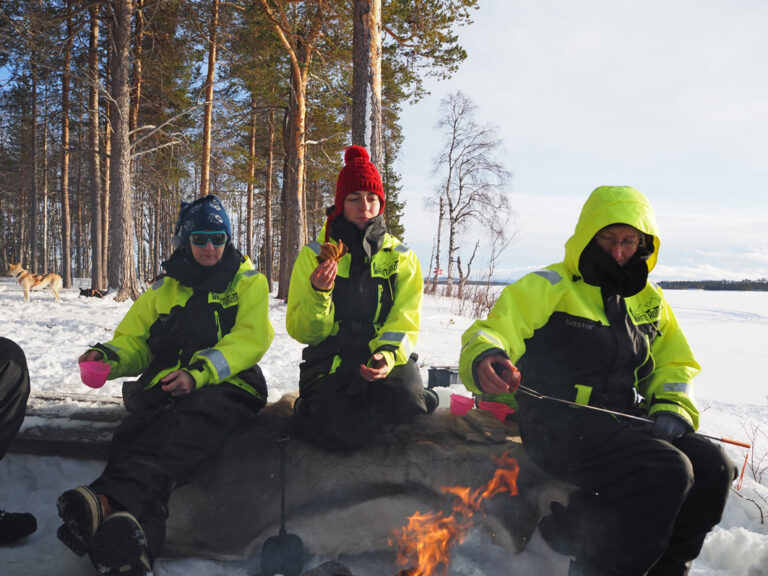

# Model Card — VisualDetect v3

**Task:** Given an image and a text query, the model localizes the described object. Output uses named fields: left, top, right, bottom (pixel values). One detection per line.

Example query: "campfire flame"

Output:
left=389, top=452, right=519, bottom=576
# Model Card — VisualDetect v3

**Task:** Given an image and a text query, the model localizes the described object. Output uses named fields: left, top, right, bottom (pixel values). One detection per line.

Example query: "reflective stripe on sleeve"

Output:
left=197, top=348, right=231, bottom=379
left=533, top=269, right=562, bottom=285
left=462, top=330, right=505, bottom=351
left=379, top=331, right=413, bottom=358
left=663, top=382, right=692, bottom=394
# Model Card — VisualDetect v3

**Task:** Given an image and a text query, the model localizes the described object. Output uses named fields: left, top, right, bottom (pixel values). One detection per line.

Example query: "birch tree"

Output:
left=431, top=91, right=511, bottom=296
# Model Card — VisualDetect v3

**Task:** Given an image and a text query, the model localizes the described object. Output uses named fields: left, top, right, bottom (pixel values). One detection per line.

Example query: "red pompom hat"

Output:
left=328, top=145, right=385, bottom=225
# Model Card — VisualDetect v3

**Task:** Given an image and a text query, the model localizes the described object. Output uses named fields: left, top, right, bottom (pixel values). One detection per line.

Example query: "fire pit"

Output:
left=389, top=452, right=519, bottom=576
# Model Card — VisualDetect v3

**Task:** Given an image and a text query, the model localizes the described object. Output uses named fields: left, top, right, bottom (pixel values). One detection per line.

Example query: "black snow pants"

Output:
left=0, top=337, right=31, bottom=459
left=90, top=381, right=265, bottom=562
left=520, top=402, right=737, bottom=576
left=294, top=356, right=428, bottom=451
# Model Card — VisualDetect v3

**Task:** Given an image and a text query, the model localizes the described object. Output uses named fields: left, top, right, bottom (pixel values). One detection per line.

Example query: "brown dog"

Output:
left=8, top=263, right=63, bottom=303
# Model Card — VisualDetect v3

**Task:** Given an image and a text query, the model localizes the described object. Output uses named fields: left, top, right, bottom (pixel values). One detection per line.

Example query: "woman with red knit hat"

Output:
left=286, top=145, right=437, bottom=450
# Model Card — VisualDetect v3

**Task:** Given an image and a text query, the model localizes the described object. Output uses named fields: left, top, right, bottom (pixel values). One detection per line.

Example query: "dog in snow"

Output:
left=8, top=263, right=63, bottom=303
left=79, top=287, right=109, bottom=298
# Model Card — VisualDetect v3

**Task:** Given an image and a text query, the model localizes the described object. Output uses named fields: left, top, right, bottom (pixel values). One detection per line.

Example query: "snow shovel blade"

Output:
left=261, top=531, right=304, bottom=576
left=260, top=436, right=304, bottom=576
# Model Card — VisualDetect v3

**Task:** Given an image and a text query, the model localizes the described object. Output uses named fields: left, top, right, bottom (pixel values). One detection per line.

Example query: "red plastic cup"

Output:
left=477, top=400, right=514, bottom=422
left=450, top=394, right=475, bottom=416
left=79, top=361, right=111, bottom=389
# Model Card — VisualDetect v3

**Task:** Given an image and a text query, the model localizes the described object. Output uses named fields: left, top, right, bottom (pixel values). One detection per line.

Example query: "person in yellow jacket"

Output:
left=287, top=145, right=437, bottom=451
left=57, top=195, right=274, bottom=576
left=460, top=186, right=736, bottom=576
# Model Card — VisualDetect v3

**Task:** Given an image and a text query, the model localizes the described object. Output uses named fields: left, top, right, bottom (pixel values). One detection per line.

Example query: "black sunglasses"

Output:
left=189, top=231, right=228, bottom=247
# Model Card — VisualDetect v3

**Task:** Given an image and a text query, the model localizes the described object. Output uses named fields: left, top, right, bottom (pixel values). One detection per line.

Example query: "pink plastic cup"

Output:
left=79, top=361, right=111, bottom=389
left=450, top=394, right=475, bottom=416
left=477, top=400, right=514, bottom=422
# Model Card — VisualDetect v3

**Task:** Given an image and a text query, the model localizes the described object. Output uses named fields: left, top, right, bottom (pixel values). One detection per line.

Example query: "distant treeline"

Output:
left=658, top=279, right=768, bottom=291
left=428, top=277, right=768, bottom=291
left=426, top=277, right=508, bottom=286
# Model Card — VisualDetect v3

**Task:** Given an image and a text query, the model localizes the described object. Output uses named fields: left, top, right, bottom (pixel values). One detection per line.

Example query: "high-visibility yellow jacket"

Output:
left=95, top=255, right=274, bottom=399
left=459, top=186, right=700, bottom=429
left=286, top=219, right=422, bottom=385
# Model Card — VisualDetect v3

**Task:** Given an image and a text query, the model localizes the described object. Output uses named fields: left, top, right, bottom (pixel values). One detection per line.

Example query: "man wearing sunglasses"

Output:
left=58, top=195, right=274, bottom=576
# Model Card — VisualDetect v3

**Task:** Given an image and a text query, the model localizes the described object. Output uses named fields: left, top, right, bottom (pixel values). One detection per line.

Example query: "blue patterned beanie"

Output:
left=172, top=195, right=232, bottom=249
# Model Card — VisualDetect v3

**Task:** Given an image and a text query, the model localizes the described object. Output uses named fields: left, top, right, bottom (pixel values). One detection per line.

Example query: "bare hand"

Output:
left=310, top=259, right=338, bottom=291
left=359, top=353, right=391, bottom=382
left=476, top=354, right=521, bottom=394
left=161, top=369, right=195, bottom=397
left=79, top=350, right=104, bottom=363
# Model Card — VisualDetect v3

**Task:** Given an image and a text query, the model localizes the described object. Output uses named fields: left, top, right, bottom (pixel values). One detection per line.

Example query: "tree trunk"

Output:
left=259, top=0, right=323, bottom=299
left=277, top=68, right=307, bottom=300
left=103, top=22, right=112, bottom=288
left=457, top=239, right=479, bottom=299
left=110, top=0, right=139, bottom=301
left=60, top=0, right=73, bottom=287
left=152, top=192, right=161, bottom=280
left=352, top=0, right=382, bottom=167
left=264, top=109, right=274, bottom=292
left=130, top=0, right=144, bottom=282
left=446, top=195, right=457, bottom=297
left=30, top=61, right=38, bottom=272
left=42, top=85, right=49, bottom=273
left=129, top=0, right=143, bottom=148
left=74, top=108, right=84, bottom=277
left=200, top=0, right=220, bottom=198
left=88, top=4, right=104, bottom=290
left=433, top=196, right=444, bottom=292
left=246, top=102, right=256, bottom=258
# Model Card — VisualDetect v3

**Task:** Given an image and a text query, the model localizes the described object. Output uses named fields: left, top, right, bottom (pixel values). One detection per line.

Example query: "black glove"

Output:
left=651, top=413, right=692, bottom=441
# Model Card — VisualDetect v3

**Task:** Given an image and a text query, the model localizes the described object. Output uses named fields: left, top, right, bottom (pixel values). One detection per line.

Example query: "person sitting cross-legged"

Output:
left=286, top=145, right=437, bottom=451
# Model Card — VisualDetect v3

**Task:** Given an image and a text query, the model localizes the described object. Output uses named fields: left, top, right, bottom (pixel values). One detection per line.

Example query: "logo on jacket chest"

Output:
left=371, top=259, right=398, bottom=278
left=629, top=295, right=662, bottom=324
left=211, top=292, right=238, bottom=308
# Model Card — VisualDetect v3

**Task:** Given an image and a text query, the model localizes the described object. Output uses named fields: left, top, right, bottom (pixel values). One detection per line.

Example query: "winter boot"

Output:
left=0, top=509, right=37, bottom=544
left=57, top=485, right=106, bottom=555
left=89, top=511, right=152, bottom=576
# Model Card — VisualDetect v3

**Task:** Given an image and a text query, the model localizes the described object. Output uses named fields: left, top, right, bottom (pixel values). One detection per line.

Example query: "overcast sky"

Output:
left=396, top=0, right=768, bottom=282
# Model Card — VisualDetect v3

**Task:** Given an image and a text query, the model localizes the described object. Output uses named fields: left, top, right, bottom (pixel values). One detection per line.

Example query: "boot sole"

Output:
left=56, top=486, right=103, bottom=556
left=89, top=511, right=151, bottom=576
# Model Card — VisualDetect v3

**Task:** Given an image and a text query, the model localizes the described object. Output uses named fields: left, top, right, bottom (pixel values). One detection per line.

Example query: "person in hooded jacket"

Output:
left=459, top=186, right=737, bottom=576
left=56, top=195, right=274, bottom=576
left=286, top=145, right=437, bottom=451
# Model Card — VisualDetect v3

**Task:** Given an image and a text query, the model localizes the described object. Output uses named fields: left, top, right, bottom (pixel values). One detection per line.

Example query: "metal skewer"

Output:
left=514, top=384, right=751, bottom=449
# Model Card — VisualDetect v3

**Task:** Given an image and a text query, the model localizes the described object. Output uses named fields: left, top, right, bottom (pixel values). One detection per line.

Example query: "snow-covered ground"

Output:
left=0, top=279, right=766, bottom=575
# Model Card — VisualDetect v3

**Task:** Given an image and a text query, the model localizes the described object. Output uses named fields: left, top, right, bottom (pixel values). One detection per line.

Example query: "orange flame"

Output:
left=389, top=452, right=519, bottom=576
